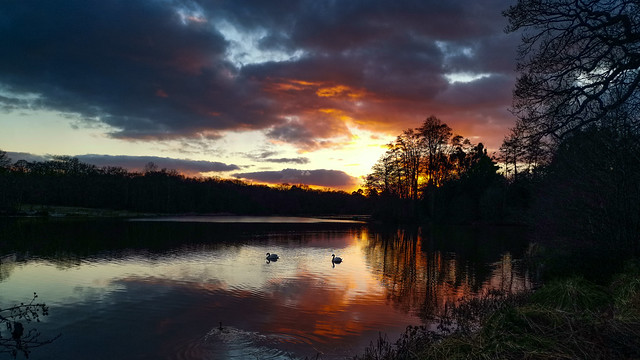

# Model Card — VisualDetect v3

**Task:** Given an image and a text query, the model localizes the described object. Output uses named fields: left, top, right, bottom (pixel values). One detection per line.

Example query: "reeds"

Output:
left=353, top=263, right=640, bottom=360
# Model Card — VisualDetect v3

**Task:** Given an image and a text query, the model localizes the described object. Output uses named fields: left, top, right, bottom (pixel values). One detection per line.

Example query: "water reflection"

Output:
left=360, top=226, right=532, bottom=322
left=0, top=218, right=532, bottom=359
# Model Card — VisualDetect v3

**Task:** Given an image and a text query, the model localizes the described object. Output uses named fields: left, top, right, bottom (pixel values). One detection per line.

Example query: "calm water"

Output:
left=0, top=217, right=533, bottom=359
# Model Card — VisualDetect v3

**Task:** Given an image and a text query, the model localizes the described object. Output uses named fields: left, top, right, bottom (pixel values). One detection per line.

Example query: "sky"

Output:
left=0, top=0, right=520, bottom=191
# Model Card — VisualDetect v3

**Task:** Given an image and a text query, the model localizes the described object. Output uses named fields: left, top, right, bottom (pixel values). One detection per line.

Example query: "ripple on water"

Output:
left=174, top=325, right=299, bottom=360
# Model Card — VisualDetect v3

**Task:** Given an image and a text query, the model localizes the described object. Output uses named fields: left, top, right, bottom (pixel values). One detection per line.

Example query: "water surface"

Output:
left=0, top=217, right=532, bottom=359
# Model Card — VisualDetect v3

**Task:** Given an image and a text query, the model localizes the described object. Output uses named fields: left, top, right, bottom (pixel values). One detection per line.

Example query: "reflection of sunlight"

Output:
left=483, top=252, right=532, bottom=293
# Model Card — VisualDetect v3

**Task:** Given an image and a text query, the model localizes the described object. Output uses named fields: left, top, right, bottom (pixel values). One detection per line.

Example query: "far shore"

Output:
left=2, top=204, right=371, bottom=222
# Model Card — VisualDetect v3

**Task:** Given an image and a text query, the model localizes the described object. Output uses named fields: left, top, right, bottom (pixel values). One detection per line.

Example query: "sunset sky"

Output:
left=0, top=0, right=519, bottom=191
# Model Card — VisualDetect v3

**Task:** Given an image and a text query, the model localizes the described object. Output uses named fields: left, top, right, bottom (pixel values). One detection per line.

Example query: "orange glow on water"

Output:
left=0, top=222, right=532, bottom=359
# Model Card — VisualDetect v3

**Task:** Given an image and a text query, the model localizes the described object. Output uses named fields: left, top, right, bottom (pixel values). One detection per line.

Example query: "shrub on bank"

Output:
left=354, top=266, right=640, bottom=360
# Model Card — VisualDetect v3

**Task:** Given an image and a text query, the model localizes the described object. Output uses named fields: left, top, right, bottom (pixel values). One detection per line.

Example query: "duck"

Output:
left=331, top=254, right=343, bottom=263
left=266, top=252, right=279, bottom=261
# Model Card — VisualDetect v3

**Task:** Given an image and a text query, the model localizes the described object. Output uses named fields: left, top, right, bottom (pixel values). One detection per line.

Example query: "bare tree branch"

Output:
left=505, top=0, right=640, bottom=140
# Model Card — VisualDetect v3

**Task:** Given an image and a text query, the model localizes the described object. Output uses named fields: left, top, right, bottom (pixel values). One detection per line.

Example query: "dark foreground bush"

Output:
left=354, top=268, right=640, bottom=360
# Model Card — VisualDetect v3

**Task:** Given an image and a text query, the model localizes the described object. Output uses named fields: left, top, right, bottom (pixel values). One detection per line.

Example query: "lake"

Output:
left=0, top=217, right=533, bottom=359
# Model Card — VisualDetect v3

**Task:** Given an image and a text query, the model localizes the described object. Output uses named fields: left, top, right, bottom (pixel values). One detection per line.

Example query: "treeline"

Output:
left=0, top=153, right=370, bottom=216
left=364, top=116, right=525, bottom=224
left=501, top=121, right=640, bottom=279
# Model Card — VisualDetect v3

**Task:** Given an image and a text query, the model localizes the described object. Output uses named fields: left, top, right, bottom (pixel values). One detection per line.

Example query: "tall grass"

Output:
left=353, top=264, right=640, bottom=360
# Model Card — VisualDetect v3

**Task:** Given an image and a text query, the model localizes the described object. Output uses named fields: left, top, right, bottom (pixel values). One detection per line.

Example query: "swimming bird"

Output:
left=332, top=254, right=343, bottom=263
left=216, top=321, right=229, bottom=334
left=266, top=252, right=279, bottom=260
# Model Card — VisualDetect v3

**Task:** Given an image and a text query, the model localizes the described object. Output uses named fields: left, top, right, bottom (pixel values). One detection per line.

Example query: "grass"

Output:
left=353, top=261, right=640, bottom=360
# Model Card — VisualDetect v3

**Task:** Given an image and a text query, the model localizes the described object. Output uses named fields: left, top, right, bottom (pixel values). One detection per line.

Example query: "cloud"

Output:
left=233, top=168, right=360, bottom=189
left=5, top=152, right=48, bottom=163
left=0, top=0, right=518, bottom=151
left=263, top=158, right=310, bottom=165
left=0, top=0, right=279, bottom=139
left=76, top=155, right=240, bottom=175
left=243, top=150, right=310, bottom=164
left=6, top=152, right=239, bottom=176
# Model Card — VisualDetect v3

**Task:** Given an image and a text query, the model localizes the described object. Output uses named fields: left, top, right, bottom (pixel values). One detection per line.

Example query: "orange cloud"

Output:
left=264, top=78, right=322, bottom=92
left=318, top=108, right=352, bottom=122
left=316, top=85, right=365, bottom=99
left=258, top=74, right=511, bottom=156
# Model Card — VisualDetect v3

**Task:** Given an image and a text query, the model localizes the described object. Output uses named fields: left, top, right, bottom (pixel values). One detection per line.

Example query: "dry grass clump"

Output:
left=611, top=261, right=640, bottom=319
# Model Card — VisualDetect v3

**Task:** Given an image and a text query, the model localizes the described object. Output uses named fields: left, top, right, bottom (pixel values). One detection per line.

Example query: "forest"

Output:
left=0, top=151, right=371, bottom=216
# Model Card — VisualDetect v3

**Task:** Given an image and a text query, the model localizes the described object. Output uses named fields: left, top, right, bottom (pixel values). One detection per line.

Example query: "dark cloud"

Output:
left=6, top=152, right=48, bottom=163
left=263, top=158, right=309, bottom=164
left=0, top=95, right=31, bottom=112
left=233, top=168, right=359, bottom=189
left=0, top=0, right=278, bottom=138
left=6, top=152, right=239, bottom=175
left=209, top=0, right=508, bottom=50
left=243, top=150, right=309, bottom=164
left=1, top=0, right=518, bottom=151
left=436, top=75, right=515, bottom=109
left=75, top=155, right=239, bottom=174
left=266, top=115, right=353, bottom=151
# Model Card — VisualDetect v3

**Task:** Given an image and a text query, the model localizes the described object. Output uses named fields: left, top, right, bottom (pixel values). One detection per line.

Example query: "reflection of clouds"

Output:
left=0, top=224, right=532, bottom=359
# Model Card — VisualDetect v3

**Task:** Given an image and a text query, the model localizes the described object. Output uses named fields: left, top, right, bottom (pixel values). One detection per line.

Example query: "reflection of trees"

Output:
left=361, top=226, right=532, bottom=322
left=0, top=218, right=363, bottom=267
left=485, top=252, right=534, bottom=294
left=0, top=255, right=17, bottom=283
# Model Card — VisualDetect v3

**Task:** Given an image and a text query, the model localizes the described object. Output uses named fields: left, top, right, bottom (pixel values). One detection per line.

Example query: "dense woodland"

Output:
left=363, top=115, right=521, bottom=224
left=0, top=153, right=370, bottom=216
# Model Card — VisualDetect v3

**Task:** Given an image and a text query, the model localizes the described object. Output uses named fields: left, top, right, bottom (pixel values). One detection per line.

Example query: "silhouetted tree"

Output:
left=505, top=0, right=640, bottom=142
left=0, top=293, right=59, bottom=359
left=419, top=116, right=453, bottom=187
left=0, top=150, right=10, bottom=172
left=365, top=117, right=502, bottom=223
left=531, top=125, right=640, bottom=279
left=395, top=129, right=425, bottom=200
left=502, top=0, right=640, bottom=279
left=0, top=150, right=13, bottom=211
left=499, top=125, right=551, bottom=182
left=143, top=161, right=158, bottom=174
